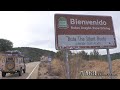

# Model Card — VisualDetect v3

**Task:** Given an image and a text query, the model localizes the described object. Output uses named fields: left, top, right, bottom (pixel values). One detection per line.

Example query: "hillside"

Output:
left=12, top=47, right=55, bottom=62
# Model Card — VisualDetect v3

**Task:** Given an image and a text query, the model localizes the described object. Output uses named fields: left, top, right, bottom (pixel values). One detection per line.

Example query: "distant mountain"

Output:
left=11, top=47, right=120, bottom=61
left=12, top=47, right=55, bottom=62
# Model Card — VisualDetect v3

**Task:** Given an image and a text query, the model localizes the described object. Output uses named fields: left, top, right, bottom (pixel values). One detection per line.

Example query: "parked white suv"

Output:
left=0, top=50, right=26, bottom=77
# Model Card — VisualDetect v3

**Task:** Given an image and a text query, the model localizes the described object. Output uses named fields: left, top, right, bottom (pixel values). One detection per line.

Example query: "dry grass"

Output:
left=38, top=54, right=120, bottom=79
left=50, top=58, right=120, bottom=79
left=50, top=57, right=85, bottom=79
left=38, top=59, right=66, bottom=79
left=51, top=59, right=66, bottom=79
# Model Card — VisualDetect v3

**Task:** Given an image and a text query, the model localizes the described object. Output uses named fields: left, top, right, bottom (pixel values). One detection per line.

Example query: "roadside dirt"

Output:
left=37, top=60, right=60, bottom=79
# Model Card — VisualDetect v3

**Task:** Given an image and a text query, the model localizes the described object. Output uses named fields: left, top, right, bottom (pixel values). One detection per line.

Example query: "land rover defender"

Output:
left=0, top=50, right=26, bottom=77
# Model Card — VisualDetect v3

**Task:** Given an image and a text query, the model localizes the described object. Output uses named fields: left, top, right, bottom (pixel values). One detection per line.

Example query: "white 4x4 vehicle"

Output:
left=0, top=50, right=26, bottom=77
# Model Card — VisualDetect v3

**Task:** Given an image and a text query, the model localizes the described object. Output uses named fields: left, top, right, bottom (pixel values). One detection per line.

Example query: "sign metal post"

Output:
left=106, top=48, right=113, bottom=79
left=65, top=50, right=70, bottom=79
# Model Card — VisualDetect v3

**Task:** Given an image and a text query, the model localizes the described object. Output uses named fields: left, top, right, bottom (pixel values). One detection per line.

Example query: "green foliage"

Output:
left=55, top=50, right=72, bottom=61
left=89, top=49, right=100, bottom=60
left=78, top=51, right=89, bottom=60
left=55, top=50, right=65, bottom=60
left=110, top=53, right=120, bottom=60
left=102, top=52, right=120, bottom=61
left=93, top=49, right=99, bottom=59
left=53, top=49, right=120, bottom=61
left=0, top=39, right=13, bottom=52
left=89, top=51, right=94, bottom=60
left=89, top=49, right=107, bottom=61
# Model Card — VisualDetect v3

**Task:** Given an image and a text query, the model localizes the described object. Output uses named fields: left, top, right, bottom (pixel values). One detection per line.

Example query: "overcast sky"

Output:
left=0, top=11, right=120, bottom=55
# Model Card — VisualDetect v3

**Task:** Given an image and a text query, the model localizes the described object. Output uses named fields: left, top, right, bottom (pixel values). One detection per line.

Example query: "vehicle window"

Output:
left=6, top=58, right=13, bottom=62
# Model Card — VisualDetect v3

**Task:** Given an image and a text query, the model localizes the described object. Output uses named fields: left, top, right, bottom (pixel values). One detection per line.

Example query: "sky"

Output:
left=0, top=11, right=120, bottom=55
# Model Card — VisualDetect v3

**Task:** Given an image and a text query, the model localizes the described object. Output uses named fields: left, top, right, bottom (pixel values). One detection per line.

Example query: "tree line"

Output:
left=55, top=49, right=120, bottom=61
left=0, top=38, right=120, bottom=61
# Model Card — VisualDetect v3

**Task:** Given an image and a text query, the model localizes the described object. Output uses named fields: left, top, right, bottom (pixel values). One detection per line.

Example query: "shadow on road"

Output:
left=2, top=73, right=29, bottom=79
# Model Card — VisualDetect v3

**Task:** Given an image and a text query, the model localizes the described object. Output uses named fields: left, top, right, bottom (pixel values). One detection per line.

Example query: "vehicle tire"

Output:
left=2, top=72, right=6, bottom=77
left=23, top=65, right=26, bottom=73
left=23, top=68, right=26, bottom=73
left=18, top=68, right=22, bottom=76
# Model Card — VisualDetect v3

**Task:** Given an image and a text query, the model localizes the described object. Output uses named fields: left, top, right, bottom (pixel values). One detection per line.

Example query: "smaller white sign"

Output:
left=48, top=58, right=52, bottom=62
left=58, top=35, right=116, bottom=49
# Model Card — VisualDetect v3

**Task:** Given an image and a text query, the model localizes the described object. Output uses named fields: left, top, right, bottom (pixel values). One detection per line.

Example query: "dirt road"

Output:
left=1, top=61, right=40, bottom=79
